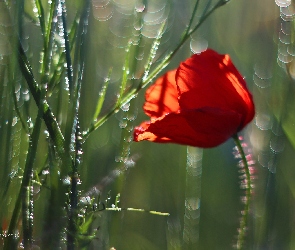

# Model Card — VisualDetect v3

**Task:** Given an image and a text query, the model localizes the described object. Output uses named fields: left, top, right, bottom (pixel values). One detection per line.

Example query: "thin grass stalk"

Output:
left=2, top=66, right=19, bottom=250
left=17, top=43, right=65, bottom=157
left=21, top=110, right=43, bottom=249
left=64, top=1, right=91, bottom=248
left=20, top=0, right=48, bottom=243
left=183, top=0, right=200, bottom=38
left=116, top=42, right=131, bottom=107
left=34, top=0, right=45, bottom=37
left=93, top=69, right=112, bottom=121
left=40, top=0, right=58, bottom=83
left=61, top=1, right=74, bottom=96
left=12, top=88, right=29, bottom=133
left=233, top=134, right=252, bottom=250
left=0, top=67, right=14, bottom=201
left=48, top=13, right=79, bottom=93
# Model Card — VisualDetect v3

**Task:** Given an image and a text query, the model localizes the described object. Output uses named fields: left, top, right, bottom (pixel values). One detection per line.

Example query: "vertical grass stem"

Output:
left=233, top=134, right=252, bottom=250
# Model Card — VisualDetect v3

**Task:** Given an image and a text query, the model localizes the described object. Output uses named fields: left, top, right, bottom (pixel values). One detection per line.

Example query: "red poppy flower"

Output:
left=133, top=49, right=255, bottom=148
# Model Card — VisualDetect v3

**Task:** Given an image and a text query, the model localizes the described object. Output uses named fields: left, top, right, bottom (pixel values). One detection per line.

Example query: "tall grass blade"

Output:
left=17, top=43, right=65, bottom=156
left=116, top=42, right=132, bottom=107
left=34, top=0, right=45, bottom=37
left=93, top=68, right=112, bottom=121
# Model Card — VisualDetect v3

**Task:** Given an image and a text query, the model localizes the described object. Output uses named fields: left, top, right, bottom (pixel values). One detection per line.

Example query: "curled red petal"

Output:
left=143, top=70, right=179, bottom=119
left=134, top=107, right=242, bottom=148
left=176, top=49, right=255, bottom=130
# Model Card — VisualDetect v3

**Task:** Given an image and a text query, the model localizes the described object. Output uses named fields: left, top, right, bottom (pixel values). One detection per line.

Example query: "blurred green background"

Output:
left=2, top=0, right=294, bottom=249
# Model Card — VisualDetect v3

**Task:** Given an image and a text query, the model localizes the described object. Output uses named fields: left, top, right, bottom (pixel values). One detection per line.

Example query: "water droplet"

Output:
left=190, top=38, right=208, bottom=54
left=42, top=169, right=49, bottom=175
left=12, top=117, right=17, bottom=126
left=62, top=176, right=71, bottom=185
left=119, top=120, right=127, bottom=128
left=80, top=196, right=91, bottom=205
left=121, top=102, right=130, bottom=112
left=135, top=3, right=145, bottom=13
left=124, top=158, right=135, bottom=168
left=115, top=156, right=122, bottom=162
left=27, top=118, right=33, bottom=129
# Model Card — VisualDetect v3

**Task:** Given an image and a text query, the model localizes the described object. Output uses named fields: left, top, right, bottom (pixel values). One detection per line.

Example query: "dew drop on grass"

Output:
left=12, top=117, right=17, bottom=126
left=135, top=2, right=145, bottom=13
left=42, top=169, right=50, bottom=175
left=62, top=176, right=71, bottom=185
left=121, top=102, right=130, bottom=112
left=119, top=120, right=127, bottom=128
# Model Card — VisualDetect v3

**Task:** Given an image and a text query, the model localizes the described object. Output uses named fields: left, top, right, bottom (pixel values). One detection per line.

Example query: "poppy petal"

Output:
left=143, top=70, right=180, bottom=119
left=134, top=107, right=242, bottom=148
left=176, top=49, right=254, bottom=130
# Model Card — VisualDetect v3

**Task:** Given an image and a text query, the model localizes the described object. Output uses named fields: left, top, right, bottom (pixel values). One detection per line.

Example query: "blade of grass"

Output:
left=40, top=0, right=58, bottom=82
left=61, top=1, right=74, bottom=96
left=48, top=12, right=79, bottom=93
left=182, top=0, right=200, bottom=38
left=116, top=42, right=132, bottom=107
left=139, top=20, right=166, bottom=87
left=18, top=43, right=65, bottom=157
left=62, top=1, right=91, bottom=249
left=34, top=0, right=46, bottom=37
left=21, top=110, right=43, bottom=249
left=233, top=135, right=252, bottom=250
left=12, top=86, right=29, bottom=134
left=92, top=68, right=112, bottom=121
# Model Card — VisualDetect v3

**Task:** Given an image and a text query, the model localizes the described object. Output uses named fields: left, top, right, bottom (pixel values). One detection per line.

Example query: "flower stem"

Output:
left=232, top=134, right=252, bottom=250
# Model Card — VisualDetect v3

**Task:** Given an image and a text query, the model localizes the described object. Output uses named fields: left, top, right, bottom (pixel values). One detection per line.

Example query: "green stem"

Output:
left=233, top=134, right=252, bottom=250
left=61, top=1, right=74, bottom=95
left=21, top=112, right=42, bottom=249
